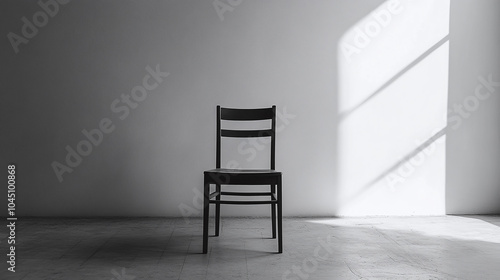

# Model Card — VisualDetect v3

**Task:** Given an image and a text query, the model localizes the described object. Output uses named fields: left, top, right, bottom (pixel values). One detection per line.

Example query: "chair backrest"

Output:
left=216, top=105, right=276, bottom=170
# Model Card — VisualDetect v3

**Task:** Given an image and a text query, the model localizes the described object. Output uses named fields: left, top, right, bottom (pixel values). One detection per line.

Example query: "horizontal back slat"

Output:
left=221, top=107, right=274, bottom=121
left=221, top=129, right=273, bottom=138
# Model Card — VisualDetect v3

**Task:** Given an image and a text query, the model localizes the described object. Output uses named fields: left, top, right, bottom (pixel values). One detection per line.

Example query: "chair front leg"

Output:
left=215, top=184, right=221, bottom=236
left=271, top=184, right=276, bottom=239
left=277, top=177, right=283, bottom=253
left=203, top=181, right=210, bottom=254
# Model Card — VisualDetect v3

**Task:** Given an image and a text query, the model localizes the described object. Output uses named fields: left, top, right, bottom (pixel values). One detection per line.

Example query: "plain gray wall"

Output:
left=446, top=0, right=500, bottom=214
left=1, top=0, right=499, bottom=216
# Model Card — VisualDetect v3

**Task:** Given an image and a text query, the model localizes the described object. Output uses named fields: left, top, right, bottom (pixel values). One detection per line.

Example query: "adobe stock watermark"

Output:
left=178, top=107, right=296, bottom=224
left=213, top=0, right=243, bottom=21
left=51, top=64, right=169, bottom=183
left=282, top=235, right=336, bottom=280
left=384, top=129, right=445, bottom=191
left=7, top=0, right=71, bottom=54
left=110, top=267, right=135, bottom=280
left=385, top=73, right=500, bottom=190
left=341, top=0, right=403, bottom=62
left=235, top=107, right=296, bottom=162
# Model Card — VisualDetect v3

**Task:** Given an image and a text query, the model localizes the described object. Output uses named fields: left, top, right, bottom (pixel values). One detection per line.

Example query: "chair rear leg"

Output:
left=271, top=184, right=276, bottom=239
left=203, top=182, right=210, bottom=254
left=277, top=177, right=283, bottom=253
left=215, top=184, right=221, bottom=236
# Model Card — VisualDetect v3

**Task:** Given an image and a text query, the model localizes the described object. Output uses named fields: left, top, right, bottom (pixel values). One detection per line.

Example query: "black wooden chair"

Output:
left=203, top=105, right=282, bottom=254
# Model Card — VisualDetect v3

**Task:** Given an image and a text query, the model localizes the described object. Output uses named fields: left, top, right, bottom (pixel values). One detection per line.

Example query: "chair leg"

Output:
left=215, top=184, right=221, bottom=236
left=277, top=177, right=283, bottom=253
left=203, top=182, right=210, bottom=254
left=271, top=184, right=276, bottom=239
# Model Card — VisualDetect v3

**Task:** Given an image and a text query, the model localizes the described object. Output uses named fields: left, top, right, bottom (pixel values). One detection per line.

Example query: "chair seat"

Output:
left=205, top=168, right=281, bottom=175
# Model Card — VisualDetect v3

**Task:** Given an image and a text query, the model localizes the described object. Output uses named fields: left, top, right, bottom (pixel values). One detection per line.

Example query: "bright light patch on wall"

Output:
left=337, top=0, right=450, bottom=216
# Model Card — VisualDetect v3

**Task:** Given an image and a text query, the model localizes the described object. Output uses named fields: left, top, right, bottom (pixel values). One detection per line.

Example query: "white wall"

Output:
left=0, top=0, right=499, bottom=217
left=336, top=0, right=450, bottom=215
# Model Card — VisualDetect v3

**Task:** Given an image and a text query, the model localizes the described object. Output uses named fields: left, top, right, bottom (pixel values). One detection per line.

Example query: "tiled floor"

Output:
left=1, top=215, right=500, bottom=279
